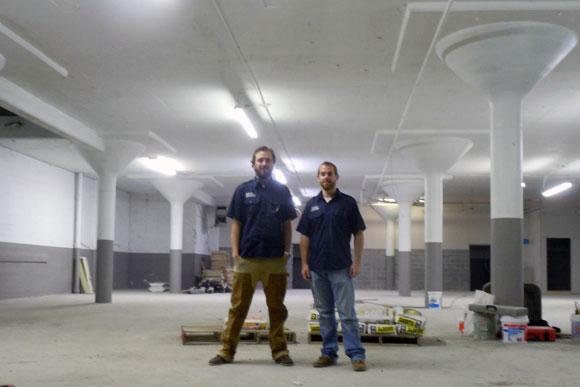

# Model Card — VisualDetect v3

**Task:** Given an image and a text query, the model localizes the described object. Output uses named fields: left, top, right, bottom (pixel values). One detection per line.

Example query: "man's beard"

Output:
left=320, top=180, right=335, bottom=190
left=255, top=166, right=272, bottom=180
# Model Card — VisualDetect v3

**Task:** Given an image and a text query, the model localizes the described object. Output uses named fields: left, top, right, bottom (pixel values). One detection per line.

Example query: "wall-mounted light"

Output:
left=234, top=106, right=258, bottom=139
left=140, top=156, right=184, bottom=176
left=542, top=182, right=572, bottom=197
left=521, top=182, right=526, bottom=188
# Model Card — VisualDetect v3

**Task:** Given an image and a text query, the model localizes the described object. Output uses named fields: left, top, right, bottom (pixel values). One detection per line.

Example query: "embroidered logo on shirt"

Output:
left=245, top=192, right=256, bottom=198
left=311, top=205, right=319, bottom=212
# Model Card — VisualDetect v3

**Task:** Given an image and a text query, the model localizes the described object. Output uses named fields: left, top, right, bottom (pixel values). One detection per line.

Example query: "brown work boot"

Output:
left=208, top=355, right=232, bottom=366
left=275, top=354, right=294, bottom=366
left=352, top=359, right=367, bottom=372
left=312, top=356, right=336, bottom=368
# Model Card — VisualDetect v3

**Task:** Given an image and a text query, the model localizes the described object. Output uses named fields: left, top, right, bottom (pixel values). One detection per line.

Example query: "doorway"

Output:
left=547, top=238, right=570, bottom=291
left=470, top=245, right=490, bottom=291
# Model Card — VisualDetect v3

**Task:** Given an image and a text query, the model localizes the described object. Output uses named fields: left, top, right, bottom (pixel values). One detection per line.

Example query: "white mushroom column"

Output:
left=381, top=180, right=424, bottom=297
left=152, top=179, right=203, bottom=293
left=79, top=140, right=145, bottom=303
left=396, top=138, right=473, bottom=307
left=436, top=22, right=577, bottom=305
left=371, top=203, right=399, bottom=290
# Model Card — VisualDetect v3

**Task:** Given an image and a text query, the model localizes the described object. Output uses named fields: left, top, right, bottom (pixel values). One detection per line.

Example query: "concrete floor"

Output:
left=1, top=289, right=579, bottom=387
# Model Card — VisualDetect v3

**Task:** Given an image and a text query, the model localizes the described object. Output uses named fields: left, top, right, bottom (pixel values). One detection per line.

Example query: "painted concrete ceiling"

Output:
left=1, top=0, right=580, bottom=207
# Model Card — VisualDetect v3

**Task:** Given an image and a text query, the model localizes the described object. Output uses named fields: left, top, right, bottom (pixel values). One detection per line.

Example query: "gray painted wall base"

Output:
left=0, top=241, right=73, bottom=300
left=492, top=218, right=524, bottom=306
left=386, top=255, right=395, bottom=290
left=424, top=242, right=443, bottom=307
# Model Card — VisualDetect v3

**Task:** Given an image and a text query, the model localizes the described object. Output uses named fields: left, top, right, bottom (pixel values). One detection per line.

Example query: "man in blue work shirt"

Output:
left=209, top=146, right=296, bottom=366
left=297, top=161, right=367, bottom=372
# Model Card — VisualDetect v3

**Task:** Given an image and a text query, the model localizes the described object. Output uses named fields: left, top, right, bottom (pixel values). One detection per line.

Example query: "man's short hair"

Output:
left=251, top=146, right=276, bottom=165
left=318, top=161, right=338, bottom=176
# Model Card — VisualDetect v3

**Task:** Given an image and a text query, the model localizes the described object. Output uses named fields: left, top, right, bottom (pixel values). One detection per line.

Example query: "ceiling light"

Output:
left=282, top=157, right=302, bottom=172
left=273, top=169, right=286, bottom=184
left=140, top=156, right=183, bottom=176
left=292, top=196, right=302, bottom=207
left=542, top=182, right=572, bottom=197
left=234, top=107, right=258, bottom=139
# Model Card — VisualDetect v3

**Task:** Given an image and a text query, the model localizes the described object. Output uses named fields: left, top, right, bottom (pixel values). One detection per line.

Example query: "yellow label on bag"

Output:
left=367, top=324, right=397, bottom=335
left=398, top=325, right=424, bottom=336
left=308, top=322, right=321, bottom=332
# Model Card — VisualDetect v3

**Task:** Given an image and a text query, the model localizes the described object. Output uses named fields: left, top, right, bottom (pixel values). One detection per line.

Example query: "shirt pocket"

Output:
left=244, top=196, right=259, bottom=216
left=308, top=208, right=323, bottom=229
left=331, top=209, right=350, bottom=234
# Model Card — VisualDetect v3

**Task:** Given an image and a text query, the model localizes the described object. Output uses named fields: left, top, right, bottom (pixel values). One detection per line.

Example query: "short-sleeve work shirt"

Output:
left=227, top=178, right=297, bottom=258
left=297, top=189, right=366, bottom=271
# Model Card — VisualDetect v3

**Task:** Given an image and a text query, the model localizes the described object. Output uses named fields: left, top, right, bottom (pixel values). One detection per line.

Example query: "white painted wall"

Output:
left=361, top=204, right=491, bottom=250
left=538, top=206, right=580, bottom=294
left=0, top=146, right=75, bottom=247
left=128, top=193, right=212, bottom=255
left=523, top=208, right=542, bottom=286
left=115, top=189, right=130, bottom=252
left=80, top=175, right=98, bottom=250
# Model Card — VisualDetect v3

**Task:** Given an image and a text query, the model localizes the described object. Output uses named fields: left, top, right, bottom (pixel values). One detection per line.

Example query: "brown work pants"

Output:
left=218, top=259, right=288, bottom=362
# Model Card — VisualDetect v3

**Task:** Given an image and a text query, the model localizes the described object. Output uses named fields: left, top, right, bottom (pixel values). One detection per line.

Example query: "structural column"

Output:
left=382, top=179, right=423, bottom=297
left=372, top=203, right=398, bottom=290
left=72, top=172, right=83, bottom=293
left=436, top=21, right=576, bottom=305
left=79, top=139, right=145, bottom=303
left=153, top=179, right=203, bottom=293
left=397, top=138, right=472, bottom=307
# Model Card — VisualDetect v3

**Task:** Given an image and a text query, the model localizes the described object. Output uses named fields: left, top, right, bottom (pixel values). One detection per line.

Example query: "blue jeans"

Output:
left=311, top=268, right=365, bottom=362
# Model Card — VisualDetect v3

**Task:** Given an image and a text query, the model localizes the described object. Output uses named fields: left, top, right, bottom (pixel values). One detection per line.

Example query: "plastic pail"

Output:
left=428, top=291, right=442, bottom=309
left=501, top=315, right=528, bottom=343
left=571, top=314, right=580, bottom=339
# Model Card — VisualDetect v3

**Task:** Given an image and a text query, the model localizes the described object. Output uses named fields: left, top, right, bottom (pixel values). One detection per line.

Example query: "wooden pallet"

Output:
left=307, top=332, right=421, bottom=346
left=181, top=325, right=297, bottom=345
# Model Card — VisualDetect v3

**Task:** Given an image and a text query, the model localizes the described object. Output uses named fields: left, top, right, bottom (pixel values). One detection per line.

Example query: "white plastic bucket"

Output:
left=571, top=314, right=580, bottom=339
left=428, top=291, right=443, bottom=309
left=501, top=315, right=528, bottom=343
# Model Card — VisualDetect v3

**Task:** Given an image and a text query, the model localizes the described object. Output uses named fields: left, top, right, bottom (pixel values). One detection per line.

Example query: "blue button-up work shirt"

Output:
left=227, top=178, right=297, bottom=258
left=297, top=189, right=366, bottom=271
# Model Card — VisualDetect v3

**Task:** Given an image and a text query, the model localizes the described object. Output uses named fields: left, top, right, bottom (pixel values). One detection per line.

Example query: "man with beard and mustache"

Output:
left=209, top=146, right=296, bottom=366
left=297, top=161, right=367, bottom=372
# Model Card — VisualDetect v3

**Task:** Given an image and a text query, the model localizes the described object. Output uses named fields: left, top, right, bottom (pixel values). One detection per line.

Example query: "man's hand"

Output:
left=349, top=262, right=360, bottom=278
left=302, top=263, right=311, bottom=280
left=232, top=253, right=239, bottom=262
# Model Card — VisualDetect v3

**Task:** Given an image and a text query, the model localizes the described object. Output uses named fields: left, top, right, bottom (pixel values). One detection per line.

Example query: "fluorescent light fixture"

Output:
left=282, top=157, right=302, bottom=173
left=542, top=182, right=572, bottom=197
left=521, top=182, right=526, bottom=188
left=273, top=169, right=287, bottom=184
left=234, top=107, right=258, bottom=139
left=140, top=156, right=183, bottom=176
left=292, top=196, right=302, bottom=206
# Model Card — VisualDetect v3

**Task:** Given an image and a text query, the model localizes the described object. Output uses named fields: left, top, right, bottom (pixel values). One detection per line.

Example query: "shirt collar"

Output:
left=314, top=188, right=342, bottom=202
left=252, top=177, right=275, bottom=190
